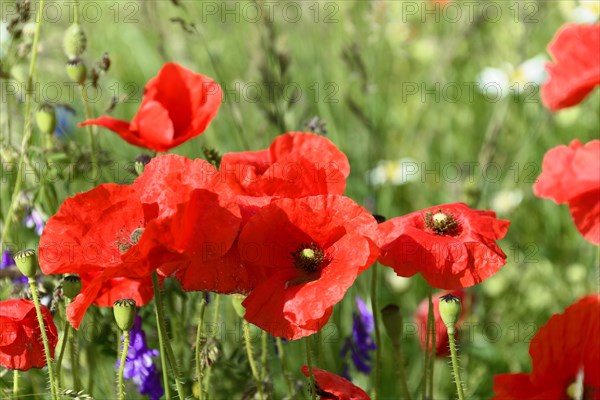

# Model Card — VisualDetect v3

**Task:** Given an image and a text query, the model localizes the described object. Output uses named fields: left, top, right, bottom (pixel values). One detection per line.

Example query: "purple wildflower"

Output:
left=117, top=315, right=164, bottom=400
left=341, top=296, right=376, bottom=377
left=54, top=104, right=76, bottom=140
left=0, top=247, right=27, bottom=284
left=24, top=207, right=45, bottom=236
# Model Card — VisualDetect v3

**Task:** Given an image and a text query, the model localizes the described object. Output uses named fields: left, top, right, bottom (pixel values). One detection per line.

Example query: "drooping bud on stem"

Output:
left=113, top=299, right=137, bottom=331
left=14, top=249, right=37, bottom=278
left=381, top=304, right=403, bottom=347
left=63, top=23, right=87, bottom=59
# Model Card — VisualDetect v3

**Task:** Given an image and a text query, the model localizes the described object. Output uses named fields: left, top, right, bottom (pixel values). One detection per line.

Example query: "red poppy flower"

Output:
left=220, top=132, right=350, bottom=218
left=80, top=62, right=222, bottom=152
left=39, top=155, right=245, bottom=328
left=414, top=290, right=471, bottom=357
left=240, top=195, right=379, bottom=340
left=0, top=299, right=58, bottom=371
left=541, top=23, right=600, bottom=111
left=534, top=139, right=600, bottom=245
left=493, top=295, right=600, bottom=399
left=301, top=366, right=370, bottom=400
left=378, top=203, right=510, bottom=289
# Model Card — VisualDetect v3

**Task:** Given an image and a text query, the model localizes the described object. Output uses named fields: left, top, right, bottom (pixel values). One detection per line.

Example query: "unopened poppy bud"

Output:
left=35, top=103, right=56, bottom=134
left=230, top=294, right=246, bottom=318
left=14, top=249, right=37, bottom=278
left=66, top=58, right=87, bottom=84
left=439, top=294, right=462, bottom=334
left=63, top=23, right=87, bottom=59
left=62, top=275, right=82, bottom=299
left=381, top=304, right=403, bottom=347
left=113, top=299, right=137, bottom=331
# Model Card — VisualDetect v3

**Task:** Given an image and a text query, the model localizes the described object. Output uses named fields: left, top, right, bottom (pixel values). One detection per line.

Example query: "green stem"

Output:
left=448, top=330, right=465, bottom=400
left=69, top=326, right=79, bottom=391
left=275, top=338, right=293, bottom=399
left=73, top=0, right=80, bottom=24
left=195, top=296, right=207, bottom=400
left=152, top=272, right=186, bottom=400
left=393, top=340, right=411, bottom=400
left=0, top=0, right=46, bottom=246
left=56, top=318, right=70, bottom=389
left=79, top=84, right=100, bottom=182
left=156, top=309, right=172, bottom=400
left=203, top=294, right=221, bottom=398
left=305, top=338, right=316, bottom=400
left=12, top=370, right=19, bottom=400
left=117, top=330, right=130, bottom=400
left=427, top=288, right=435, bottom=399
left=243, top=321, right=264, bottom=400
left=260, top=330, right=268, bottom=380
left=29, top=278, right=58, bottom=400
left=422, top=293, right=432, bottom=400
left=370, top=264, right=382, bottom=400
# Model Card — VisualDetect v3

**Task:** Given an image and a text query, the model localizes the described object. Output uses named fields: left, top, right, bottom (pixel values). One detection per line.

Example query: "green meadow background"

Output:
left=1, top=1, right=598, bottom=398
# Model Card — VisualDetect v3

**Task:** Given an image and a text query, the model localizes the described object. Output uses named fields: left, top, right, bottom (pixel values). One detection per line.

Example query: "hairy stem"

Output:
left=152, top=272, right=186, bottom=400
left=448, top=330, right=465, bottom=400
left=29, top=278, right=58, bottom=400
left=371, top=263, right=382, bottom=400
left=243, top=321, right=264, bottom=400
left=117, top=330, right=130, bottom=400
left=195, top=296, right=207, bottom=400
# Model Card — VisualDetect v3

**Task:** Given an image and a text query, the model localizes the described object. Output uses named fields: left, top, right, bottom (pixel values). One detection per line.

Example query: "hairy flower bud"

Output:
left=113, top=299, right=137, bottom=331
left=63, top=23, right=87, bottom=59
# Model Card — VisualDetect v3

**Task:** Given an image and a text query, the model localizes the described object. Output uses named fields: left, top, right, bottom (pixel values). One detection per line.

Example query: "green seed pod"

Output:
left=66, top=58, right=87, bottom=84
left=35, top=103, right=57, bottom=134
left=439, top=294, right=462, bottom=334
left=14, top=249, right=37, bottom=278
left=230, top=294, right=246, bottom=318
left=113, top=299, right=137, bottom=331
left=62, top=275, right=82, bottom=299
left=381, top=304, right=403, bottom=347
left=63, top=23, right=87, bottom=59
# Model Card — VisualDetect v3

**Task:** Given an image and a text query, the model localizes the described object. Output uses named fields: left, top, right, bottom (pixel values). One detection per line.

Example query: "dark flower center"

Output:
left=116, top=227, right=145, bottom=254
left=291, top=243, right=325, bottom=272
left=424, top=210, right=459, bottom=236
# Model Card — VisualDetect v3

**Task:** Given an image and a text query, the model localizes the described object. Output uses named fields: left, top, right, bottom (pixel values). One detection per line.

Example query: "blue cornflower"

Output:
left=24, top=207, right=45, bottom=236
left=341, top=296, right=376, bottom=377
left=53, top=104, right=76, bottom=140
left=117, top=315, right=164, bottom=400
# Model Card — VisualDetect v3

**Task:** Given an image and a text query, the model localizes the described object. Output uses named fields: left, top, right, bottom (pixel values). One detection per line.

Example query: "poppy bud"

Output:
left=113, top=299, right=137, bottom=331
left=439, top=294, right=462, bottom=334
left=14, top=249, right=37, bottom=278
left=63, top=23, right=87, bottom=59
left=381, top=304, right=403, bottom=347
left=62, top=275, right=82, bottom=300
left=230, top=294, right=246, bottom=318
left=66, top=58, right=87, bottom=84
left=35, top=103, right=56, bottom=134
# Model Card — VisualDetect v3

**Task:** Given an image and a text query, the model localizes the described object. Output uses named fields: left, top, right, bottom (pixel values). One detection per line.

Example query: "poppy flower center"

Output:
left=116, top=227, right=145, bottom=254
left=424, top=210, right=459, bottom=236
left=291, top=243, right=325, bottom=272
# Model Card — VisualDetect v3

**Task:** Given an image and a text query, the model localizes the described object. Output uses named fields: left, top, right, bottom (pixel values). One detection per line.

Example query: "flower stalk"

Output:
left=243, top=320, right=264, bottom=400
left=195, top=296, right=207, bottom=400
left=152, top=272, right=186, bottom=400
left=370, top=263, right=382, bottom=400
left=117, top=330, right=131, bottom=400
